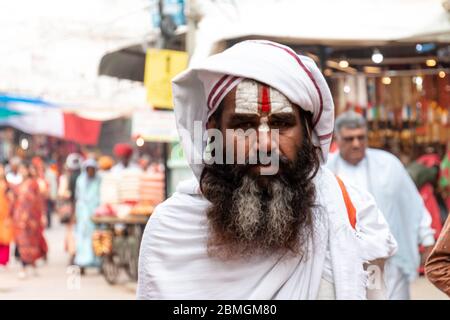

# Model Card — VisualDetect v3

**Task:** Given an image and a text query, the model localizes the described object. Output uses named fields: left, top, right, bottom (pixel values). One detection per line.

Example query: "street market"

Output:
left=0, top=0, right=450, bottom=302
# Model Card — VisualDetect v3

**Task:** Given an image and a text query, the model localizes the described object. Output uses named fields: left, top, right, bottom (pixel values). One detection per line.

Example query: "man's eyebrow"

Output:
left=269, top=113, right=297, bottom=123
left=228, top=113, right=259, bottom=123
left=342, top=134, right=366, bottom=139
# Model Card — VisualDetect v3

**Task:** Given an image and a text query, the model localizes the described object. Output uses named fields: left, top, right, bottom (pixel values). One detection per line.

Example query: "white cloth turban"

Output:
left=82, top=158, right=98, bottom=170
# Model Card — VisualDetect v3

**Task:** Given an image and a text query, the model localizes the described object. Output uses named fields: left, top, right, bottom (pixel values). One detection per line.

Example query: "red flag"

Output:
left=63, top=113, right=101, bottom=145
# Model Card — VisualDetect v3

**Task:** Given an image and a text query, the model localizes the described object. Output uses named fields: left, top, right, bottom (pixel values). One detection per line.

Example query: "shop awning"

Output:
left=191, top=0, right=450, bottom=64
left=0, top=107, right=22, bottom=119
left=98, top=45, right=146, bottom=82
left=0, top=93, right=102, bottom=145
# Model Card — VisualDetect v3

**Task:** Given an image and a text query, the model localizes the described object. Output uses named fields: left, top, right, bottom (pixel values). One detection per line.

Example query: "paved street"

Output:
left=411, top=275, right=449, bottom=300
left=0, top=216, right=136, bottom=300
left=0, top=215, right=448, bottom=300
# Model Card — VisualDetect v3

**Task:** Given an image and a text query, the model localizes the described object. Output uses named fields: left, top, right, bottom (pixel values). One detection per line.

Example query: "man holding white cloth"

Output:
left=137, top=40, right=397, bottom=300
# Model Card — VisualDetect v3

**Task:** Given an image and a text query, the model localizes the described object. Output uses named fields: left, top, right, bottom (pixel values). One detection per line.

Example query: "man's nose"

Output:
left=351, top=137, right=362, bottom=148
left=257, top=129, right=273, bottom=154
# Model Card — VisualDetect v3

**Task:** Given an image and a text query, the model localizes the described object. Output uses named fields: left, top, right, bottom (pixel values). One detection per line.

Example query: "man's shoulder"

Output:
left=325, top=152, right=339, bottom=166
left=367, top=148, right=404, bottom=170
left=148, top=189, right=209, bottom=228
left=367, top=148, right=400, bottom=163
left=318, top=165, right=337, bottom=180
left=140, top=190, right=210, bottom=265
left=156, top=190, right=204, bottom=209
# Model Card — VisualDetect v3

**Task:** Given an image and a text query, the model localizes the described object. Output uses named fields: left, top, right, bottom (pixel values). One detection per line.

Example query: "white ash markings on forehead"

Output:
left=270, top=88, right=294, bottom=114
left=235, top=79, right=259, bottom=114
left=235, top=79, right=293, bottom=114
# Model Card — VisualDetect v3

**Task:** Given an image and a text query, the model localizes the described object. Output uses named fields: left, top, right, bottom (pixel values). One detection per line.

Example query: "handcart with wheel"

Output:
left=91, top=213, right=151, bottom=285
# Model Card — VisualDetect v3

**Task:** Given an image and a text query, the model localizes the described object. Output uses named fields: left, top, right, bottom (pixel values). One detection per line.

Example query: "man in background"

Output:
left=327, top=110, right=435, bottom=300
left=111, top=143, right=140, bottom=174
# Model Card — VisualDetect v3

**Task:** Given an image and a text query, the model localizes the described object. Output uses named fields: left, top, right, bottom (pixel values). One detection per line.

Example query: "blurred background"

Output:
left=0, top=0, right=449, bottom=299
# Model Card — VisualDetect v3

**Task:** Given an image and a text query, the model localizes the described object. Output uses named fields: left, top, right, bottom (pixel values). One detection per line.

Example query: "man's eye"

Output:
left=270, top=121, right=288, bottom=128
left=236, top=122, right=254, bottom=129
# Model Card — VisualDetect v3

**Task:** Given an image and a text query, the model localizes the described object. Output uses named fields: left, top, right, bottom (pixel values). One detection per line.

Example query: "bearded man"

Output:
left=137, top=40, right=397, bottom=300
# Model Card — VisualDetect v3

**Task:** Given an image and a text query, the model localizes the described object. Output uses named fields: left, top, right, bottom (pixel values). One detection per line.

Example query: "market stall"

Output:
left=92, top=168, right=163, bottom=284
left=187, top=0, right=450, bottom=161
left=330, top=70, right=450, bottom=159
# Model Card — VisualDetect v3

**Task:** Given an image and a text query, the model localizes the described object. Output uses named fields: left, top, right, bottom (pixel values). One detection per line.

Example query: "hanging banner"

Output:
left=144, top=49, right=189, bottom=110
left=131, top=109, right=178, bottom=142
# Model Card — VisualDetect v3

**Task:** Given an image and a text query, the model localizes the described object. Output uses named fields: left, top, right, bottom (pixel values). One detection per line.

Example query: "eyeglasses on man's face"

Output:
left=341, top=135, right=366, bottom=143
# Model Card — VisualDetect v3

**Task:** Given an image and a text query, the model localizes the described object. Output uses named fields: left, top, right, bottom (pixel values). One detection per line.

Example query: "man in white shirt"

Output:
left=327, top=110, right=435, bottom=300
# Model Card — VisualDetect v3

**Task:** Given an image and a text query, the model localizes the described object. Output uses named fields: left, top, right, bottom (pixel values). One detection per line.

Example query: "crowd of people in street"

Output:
left=0, top=143, right=163, bottom=279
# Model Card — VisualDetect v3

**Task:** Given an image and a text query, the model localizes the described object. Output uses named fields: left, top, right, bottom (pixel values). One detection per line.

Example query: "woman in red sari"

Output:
left=13, top=164, right=48, bottom=278
left=0, top=164, right=12, bottom=266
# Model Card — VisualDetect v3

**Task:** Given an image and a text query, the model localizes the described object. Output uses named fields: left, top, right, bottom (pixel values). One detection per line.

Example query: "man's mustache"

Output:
left=229, top=153, right=293, bottom=179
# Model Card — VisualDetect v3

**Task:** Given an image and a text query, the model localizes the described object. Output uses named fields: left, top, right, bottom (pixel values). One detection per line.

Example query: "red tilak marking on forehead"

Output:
left=258, top=84, right=271, bottom=113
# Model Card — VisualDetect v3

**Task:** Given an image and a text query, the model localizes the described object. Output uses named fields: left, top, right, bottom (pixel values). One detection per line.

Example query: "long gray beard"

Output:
left=232, top=175, right=296, bottom=250
left=201, top=136, right=320, bottom=260
left=203, top=170, right=311, bottom=260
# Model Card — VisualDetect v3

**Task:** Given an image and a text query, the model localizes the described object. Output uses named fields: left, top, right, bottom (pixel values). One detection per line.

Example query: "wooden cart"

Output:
left=91, top=213, right=151, bottom=285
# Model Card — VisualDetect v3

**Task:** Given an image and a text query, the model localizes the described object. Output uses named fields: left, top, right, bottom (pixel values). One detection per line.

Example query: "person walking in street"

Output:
left=6, top=156, right=23, bottom=192
left=0, top=164, right=12, bottom=267
left=439, top=146, right=450, bottom=218
left=74, top=159, right=101, bottom=274
left=326, top=111, right=435, bottom=300
left=111, top=143, right=140, bottom=174
left=12, top=164, right=48, bottom=279
left=44, top=161, right=59, bottom=228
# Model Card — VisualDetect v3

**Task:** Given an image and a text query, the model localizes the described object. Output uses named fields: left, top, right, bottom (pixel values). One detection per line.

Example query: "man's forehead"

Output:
left=339, top=126, right=367, bottom=136
left=220, top=79, right=294, bottom=116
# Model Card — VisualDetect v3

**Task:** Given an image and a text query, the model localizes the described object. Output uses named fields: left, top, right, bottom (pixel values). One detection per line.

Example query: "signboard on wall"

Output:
left=131, top=109, right=178, bottom=142
left=144, top=48, right=189, bottom=109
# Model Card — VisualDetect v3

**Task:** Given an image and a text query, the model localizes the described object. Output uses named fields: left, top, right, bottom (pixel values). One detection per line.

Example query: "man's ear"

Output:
left=334, top=132, right=341, bottom=143
left=206, top=117, right=218, bottom=130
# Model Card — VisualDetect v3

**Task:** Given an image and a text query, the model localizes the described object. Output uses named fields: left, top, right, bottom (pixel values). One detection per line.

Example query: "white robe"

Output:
left=137, top=166, right=397, bottom=300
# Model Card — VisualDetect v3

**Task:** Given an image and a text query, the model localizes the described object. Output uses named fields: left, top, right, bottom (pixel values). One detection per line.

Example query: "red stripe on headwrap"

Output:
left=257, top=41, right=324, bottom=128
left=207, top=75, right=229, bottom=109
left=318, top=131, right=333, bottom=141
left=211, top=76, right=240, bottom=111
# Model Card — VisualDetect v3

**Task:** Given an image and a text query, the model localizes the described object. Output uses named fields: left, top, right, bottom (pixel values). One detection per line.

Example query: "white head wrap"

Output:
left=172, top=40, right=334, bottom=179
left=82, top=158, right=98, bottom=170
left=66, top=153, right=83, bottom=170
